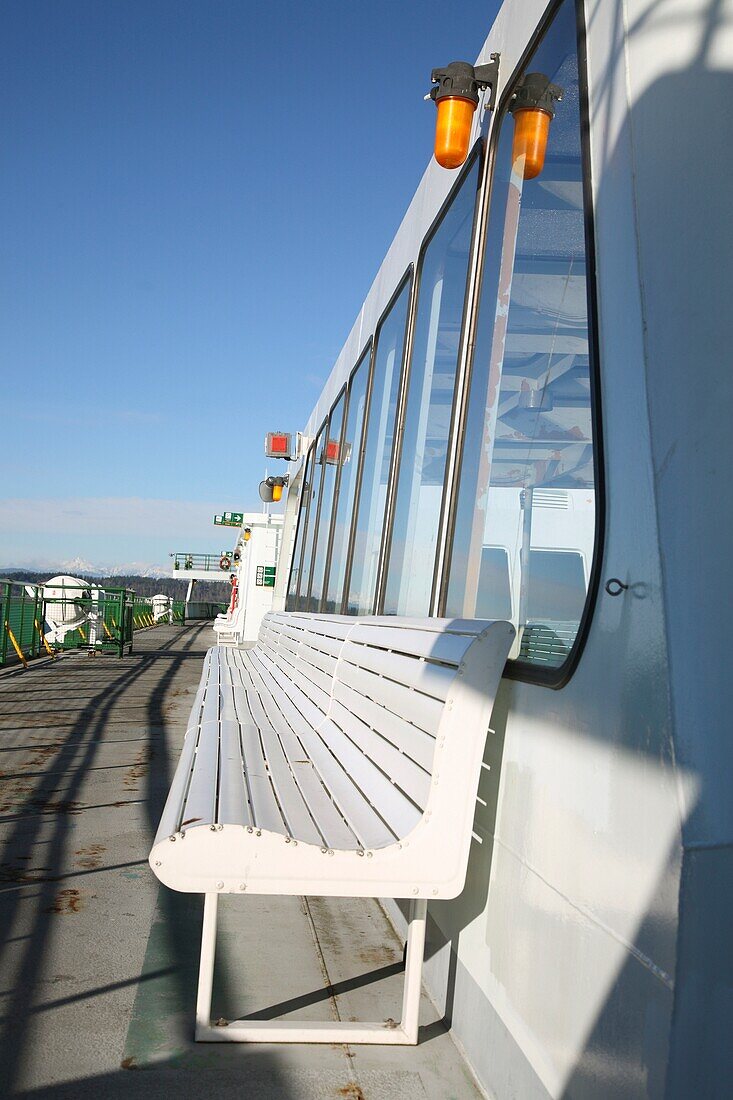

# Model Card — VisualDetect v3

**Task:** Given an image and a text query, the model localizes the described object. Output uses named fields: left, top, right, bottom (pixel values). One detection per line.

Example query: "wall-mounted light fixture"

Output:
left=427, top=54, right=499, bottom=169
left=259, top=475, right=289, bottom=504
left=509, top=73, right=562, bottom=180
left=265, top=431, right=292, bottom=460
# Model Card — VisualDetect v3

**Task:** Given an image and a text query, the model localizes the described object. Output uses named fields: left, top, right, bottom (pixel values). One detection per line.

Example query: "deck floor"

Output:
left=0, top=623, right=483, bottom=1099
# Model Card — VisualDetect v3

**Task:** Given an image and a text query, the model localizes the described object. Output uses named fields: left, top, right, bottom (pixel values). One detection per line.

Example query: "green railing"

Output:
left=170, top=552, right=236, bottom=573
left=45, top=585, right=135, bottom=658
left=1, top=579, right=192, bottom=668
left=0, top=579, right=46, bottom=667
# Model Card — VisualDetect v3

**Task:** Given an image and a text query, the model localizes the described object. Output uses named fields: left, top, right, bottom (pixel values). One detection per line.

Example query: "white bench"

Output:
left=149, top=612, right=514, bottom=1044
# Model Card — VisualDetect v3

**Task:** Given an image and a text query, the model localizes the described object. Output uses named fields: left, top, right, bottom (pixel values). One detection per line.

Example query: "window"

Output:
left=286, top=443, right=315, bottom=608
left=293, top=425, right=325, bottom=611
left=475, top=547, right=513, bottom=621
left=305, top=394, right=345, bottom=612
left=325, top=347, right=371, bottom=612
left=445, top=0, right=599, bottom=673
left=347, top=275, right=412, bottom=615
left=383, top=156, right=480, bottom=616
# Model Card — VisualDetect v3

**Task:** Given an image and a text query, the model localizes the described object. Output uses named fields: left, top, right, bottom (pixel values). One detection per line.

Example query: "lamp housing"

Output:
left=509, top=72, right=562, bottom=180
left=428, top=55, right=499, bottom=169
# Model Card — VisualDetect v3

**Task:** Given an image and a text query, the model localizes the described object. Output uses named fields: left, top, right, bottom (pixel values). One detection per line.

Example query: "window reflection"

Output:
left=306, top=395, right=345, bottom=612
left=294, top=427, right=325, bottom=611
left=286, top=444, right=315, bottom=608
left=347, top=278, right=411, bottom=615
left=383, top=158, right=480, bottom=616
left=326, top=349, right=370, bottom=613
left=445, top=0, right=597, bottom=669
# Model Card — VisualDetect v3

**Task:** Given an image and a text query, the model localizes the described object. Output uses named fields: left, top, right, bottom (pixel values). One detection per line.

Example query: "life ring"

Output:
left=219, top=554, right=231, bottom=570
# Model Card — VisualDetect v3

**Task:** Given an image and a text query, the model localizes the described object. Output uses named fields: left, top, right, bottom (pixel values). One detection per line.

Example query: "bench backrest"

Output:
left=249, top=613, right=510, bottom=848
left=158, top=612, right=512, bottom=858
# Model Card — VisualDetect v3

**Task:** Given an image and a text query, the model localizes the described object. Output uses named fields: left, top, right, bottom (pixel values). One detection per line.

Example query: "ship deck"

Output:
left=0, top=623, right=482, bottom=1099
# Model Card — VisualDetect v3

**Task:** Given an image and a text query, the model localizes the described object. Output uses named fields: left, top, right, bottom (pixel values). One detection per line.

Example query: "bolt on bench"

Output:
left=149, top=612, right=513, bottom=1044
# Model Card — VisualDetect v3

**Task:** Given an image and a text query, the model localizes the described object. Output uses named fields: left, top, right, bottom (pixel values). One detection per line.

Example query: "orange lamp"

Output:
left=428, top=56, right=499, bottom=170
left=509, top=73, right=562, bottom=181
left=259, top=474, right=289, bottom=504
left=435, top=94, right=477, bottom=169
left=243, top=528, right=251, bottom=542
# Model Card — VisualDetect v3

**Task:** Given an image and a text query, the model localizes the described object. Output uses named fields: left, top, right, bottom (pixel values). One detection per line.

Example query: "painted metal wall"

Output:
left=281, top=0, right=732, bottom=1094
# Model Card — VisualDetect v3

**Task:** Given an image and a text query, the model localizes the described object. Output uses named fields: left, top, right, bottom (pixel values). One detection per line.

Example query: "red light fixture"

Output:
left=325, top=439, right=340, bottom=464
left=265, top=431, right=292, bottom=459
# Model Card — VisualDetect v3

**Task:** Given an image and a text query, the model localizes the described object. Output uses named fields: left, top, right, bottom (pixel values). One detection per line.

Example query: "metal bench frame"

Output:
left=150, top=613, right=514, bottom=1045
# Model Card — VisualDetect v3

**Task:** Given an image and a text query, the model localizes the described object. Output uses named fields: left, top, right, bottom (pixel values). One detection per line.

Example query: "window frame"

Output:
left=376, top=144, right=485, bottom=616
left=292, top=416, right=328, bottom=609
left=286, top=439, right=317, bottom=609
left=341, top=265, right=414, bottom=615
left=439, top=0, right=606, bottom=689
left=320, top=338, right=373, bottom=613
left=303, top=390, right=347, bottom=611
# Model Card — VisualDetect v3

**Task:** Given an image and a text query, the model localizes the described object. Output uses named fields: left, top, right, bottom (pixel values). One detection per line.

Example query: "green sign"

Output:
left=214, top=511, right=244, bottom=527
left=256, top=565, right=276, bottom=588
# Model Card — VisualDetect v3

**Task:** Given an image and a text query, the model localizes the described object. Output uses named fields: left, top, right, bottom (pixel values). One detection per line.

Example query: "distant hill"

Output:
left=1, top=570, right=230, bottom=601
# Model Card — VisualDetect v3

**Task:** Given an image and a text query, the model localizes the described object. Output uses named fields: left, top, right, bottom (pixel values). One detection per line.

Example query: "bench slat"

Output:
left=154, top=725, right=199, bottom=840
left=344, top=624, right=475, bottom=665
left=250, top=660, right=393, bottom=849
left=335, top=660, right=445, bottom=737
left=338, top=641, right=456, bottom=701
left=316, top=717, right=422, bottom=841
left=217, top=717, right=252, bottom=827
left=328, top=698, right=431, bottom=809
left=181, top=720, right=220, bottom=827
left=278, top=648, right=334, bottom=707
left=231, top=690, right=289, bottom=834
left=250, top=648, right=330, bottom=732
left=242, top=655, right=359, bottom=849
left=241, top=665, right=325, bottom=845
left=331, top=681, right=436, bottom=773
left=256, top=721, right=328, bottom=847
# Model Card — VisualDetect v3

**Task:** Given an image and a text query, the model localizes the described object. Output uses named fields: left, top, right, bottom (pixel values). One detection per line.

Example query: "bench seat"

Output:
left=149, top=611, right=513, bottom=1043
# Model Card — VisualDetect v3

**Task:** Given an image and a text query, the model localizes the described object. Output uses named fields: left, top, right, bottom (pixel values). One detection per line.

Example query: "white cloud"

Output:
left=0, top=496, right=223, bottom=539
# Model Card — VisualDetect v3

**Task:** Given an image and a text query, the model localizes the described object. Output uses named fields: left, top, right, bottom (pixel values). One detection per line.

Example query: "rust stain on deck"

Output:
left=123, top=746, right=152, bottom=791
left=75, top=843, right=106, bottom=870
left=45, top=888, right=82, bottom=914
left=337, top=1085, right=366, bottom=1100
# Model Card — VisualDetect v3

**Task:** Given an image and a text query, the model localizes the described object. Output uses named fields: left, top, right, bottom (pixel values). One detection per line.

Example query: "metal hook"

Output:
left=605, top=578, right=629, bottom=597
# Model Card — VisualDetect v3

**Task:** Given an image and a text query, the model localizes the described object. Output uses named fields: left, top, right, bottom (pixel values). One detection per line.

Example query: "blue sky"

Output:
left=1, top=0, right=499, bottom=570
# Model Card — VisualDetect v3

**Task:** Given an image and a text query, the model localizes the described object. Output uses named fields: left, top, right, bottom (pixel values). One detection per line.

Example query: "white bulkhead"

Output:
left=273, top=0, right=733, bottom=1095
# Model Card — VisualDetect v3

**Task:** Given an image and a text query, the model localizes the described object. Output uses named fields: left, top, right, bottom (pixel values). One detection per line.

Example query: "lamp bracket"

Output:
left=428, top=53, right=500, bottom=112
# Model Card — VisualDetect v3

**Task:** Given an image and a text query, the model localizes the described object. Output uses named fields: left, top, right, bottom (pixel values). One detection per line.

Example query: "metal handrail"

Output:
left=170, top=552, right=235, bottom=572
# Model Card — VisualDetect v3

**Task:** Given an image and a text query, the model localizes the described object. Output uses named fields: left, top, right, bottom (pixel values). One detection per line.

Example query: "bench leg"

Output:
left=195, top=896, right=428, bottom=1045
left=401, top=898, right=428, bottom=1043
left=195, top=892, right=218, bottom=1036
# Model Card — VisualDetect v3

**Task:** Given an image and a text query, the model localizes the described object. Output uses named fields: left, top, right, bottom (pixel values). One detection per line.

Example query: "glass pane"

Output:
left=325, top=349, right=370, bottom=613
left=347, top=278, right=411, bottom=615
left=445, top=0, right=597, bottom=670
left=286, top=445, right=315, bottom=609
left=383, top=158, right=479, bottom=616
left=306, top=395, right=345, bottom=612
left=476, top=547, right=513, bottom=621
left=295, top=428, right=325, bottom=611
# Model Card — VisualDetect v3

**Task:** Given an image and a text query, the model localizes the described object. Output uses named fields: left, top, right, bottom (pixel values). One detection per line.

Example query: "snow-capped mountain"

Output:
left=1, top=557, right=169, bottom=578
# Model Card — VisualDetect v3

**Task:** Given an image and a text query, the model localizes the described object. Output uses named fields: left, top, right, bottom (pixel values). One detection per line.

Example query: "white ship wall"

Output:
left=280, top=0, right=733, bottom=1094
